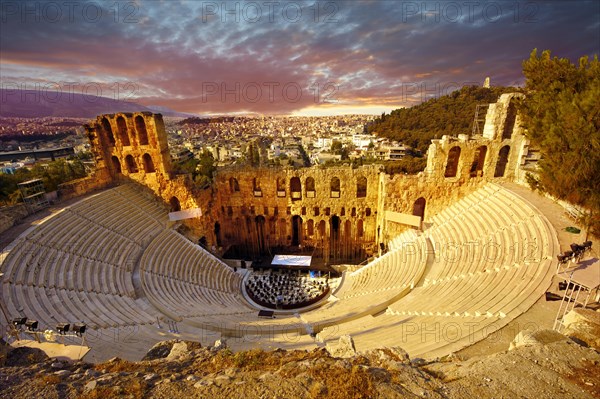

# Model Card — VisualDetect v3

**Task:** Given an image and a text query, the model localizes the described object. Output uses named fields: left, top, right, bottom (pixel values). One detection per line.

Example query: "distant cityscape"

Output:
left=0, top=114, right=421, bottom=174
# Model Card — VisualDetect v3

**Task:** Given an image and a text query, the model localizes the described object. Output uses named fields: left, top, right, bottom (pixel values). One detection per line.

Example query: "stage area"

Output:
left=271, top=254, right=312, bottom=267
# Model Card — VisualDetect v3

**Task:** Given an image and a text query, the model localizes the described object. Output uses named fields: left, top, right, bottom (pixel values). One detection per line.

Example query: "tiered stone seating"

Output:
left=0, top=184, right=167, bottom=333
left=316, top=183, right=558, bottom=359
left=0, top=182, right=558, bottom=361
left=140, top=229, right=255, bottom=322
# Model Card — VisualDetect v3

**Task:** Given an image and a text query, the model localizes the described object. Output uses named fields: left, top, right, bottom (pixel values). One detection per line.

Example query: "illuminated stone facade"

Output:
left=82, top=93, right=533, bottom=263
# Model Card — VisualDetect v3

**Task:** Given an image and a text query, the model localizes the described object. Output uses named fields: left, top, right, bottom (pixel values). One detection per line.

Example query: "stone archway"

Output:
left=214, top=222, right=222, bottom=247
left=291, top=215, right=303, bottom=246
left=255, top=215, right=267, bottom=254
left=494, top=145, right=511, bottom=177
left=444, top=146, right=461, bottom=178
left=111, top=156, right=121, bottom=174
left=470, top=146, right=487, bottom=178
left=169, top=196, right=181, bottom=212
left=116, top=116, right=130, bottom=146
left=413, top=197, right=426, bottom=220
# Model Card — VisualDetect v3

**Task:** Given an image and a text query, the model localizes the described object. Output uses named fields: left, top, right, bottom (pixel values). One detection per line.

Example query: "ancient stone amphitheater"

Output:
left=0, top=93, right=560, bottom=362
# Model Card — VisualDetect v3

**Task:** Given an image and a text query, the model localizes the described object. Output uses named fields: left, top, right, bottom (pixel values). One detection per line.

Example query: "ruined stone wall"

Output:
left=84, top=112, right=201, bottom=222
left=85, top=112, right=173, bottom=182
left=81, top=92, right=534, bottom=263
left=210, top=165, right=382, bottom=263
left=379, top=92, right=532, bottom=246
left=0, top=204, right=28, bottom=236
left=56, top=170, right=113, bottom=201
left=378, top=172, right=485, bottom=243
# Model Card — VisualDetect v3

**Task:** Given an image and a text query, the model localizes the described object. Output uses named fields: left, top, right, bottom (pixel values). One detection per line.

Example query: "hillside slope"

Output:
left=368, top=86, right=518, bottom=152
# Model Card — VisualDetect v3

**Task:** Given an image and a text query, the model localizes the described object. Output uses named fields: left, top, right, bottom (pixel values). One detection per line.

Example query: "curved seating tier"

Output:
left=139, top=229, right=255, bottom=322
left=316, top=183, right=558, bottom=359
left=1, top=184, right=167, bottom=332
left=0, top=182, right=559, bottom=361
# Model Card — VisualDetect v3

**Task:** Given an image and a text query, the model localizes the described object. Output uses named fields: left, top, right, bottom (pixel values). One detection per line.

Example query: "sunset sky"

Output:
left=1, top=0, right=598, bottom=116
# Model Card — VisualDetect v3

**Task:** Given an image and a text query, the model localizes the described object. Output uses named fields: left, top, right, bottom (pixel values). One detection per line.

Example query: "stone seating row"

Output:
left=3, top=281, right=157, bottom=331
left=0, top=184, right=170, bottom=337
left=315, top=184, right=558, bottom=359
left=2, top=231, right=142, bottom=298
left=139, top=230, right=252, bottom=322
left=340, top=233, right=428, bottom=299
left=423, top=184, right=550, bottom=283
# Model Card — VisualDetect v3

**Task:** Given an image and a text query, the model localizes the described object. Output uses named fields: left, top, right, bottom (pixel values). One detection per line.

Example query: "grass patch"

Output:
left=308, top=363, right=376, bottom=399
left=93, top=359, right=139, bottom=373
left=36, top=374, right=62, bottom=386
left=78, top=380, right=145, bottom=399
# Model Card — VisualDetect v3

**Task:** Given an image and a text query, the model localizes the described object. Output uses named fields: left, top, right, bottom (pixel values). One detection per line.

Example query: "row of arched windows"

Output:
left=444, top=145, right=510, bottom=178
left=220, top=205, right=372, bottom=219
left=111, top=153, right=155, bottom=174
left=229, top=176, right=369, bottom=198
left=101, top=115, right=150, bottom=148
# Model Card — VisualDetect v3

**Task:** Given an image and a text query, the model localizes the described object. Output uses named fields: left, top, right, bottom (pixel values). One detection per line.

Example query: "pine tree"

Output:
left=518, top=49, right=600, bottom=235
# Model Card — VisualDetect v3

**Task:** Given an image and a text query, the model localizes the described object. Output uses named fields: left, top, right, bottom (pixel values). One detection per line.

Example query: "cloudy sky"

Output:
left=1, top=0, right=598, bottom=115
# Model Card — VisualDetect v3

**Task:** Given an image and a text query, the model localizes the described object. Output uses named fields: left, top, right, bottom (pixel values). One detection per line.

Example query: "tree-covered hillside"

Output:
left=367, top=85, right=517, bottom=153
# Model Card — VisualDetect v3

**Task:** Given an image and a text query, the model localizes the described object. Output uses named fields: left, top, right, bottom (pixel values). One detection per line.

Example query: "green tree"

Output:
left=196, top=150, right=216, bottom=183
left=0, top=159, right=87, bottom=204
left=330, top=140, right=343, bottom=154
left=384, top=156, right=427, bottom=175
left=518, top=49, right=600, bottom=236
left=175, top=158, right=200, bottom=176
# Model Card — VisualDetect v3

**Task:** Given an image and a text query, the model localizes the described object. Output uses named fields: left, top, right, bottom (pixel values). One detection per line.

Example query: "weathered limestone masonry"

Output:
left=212, top=165, right=381, bottom=262
left=77, top=93, right=532, bottom=263
left=83, top=112, right=202, bottom=213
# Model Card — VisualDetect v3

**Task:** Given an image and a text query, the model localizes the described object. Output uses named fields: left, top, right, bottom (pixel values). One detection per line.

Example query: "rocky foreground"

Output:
left=1, top=308, right=599, bottom=399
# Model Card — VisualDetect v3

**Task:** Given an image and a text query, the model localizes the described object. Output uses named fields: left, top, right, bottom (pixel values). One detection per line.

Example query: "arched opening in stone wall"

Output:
left=290, top=177, right=302, bottom=200
left=345, top=220, right=352, bottom=240
left=413, top=197, right=426, bottom=222
left=307, top=219, right=314, bottom=236
left=356, top=176, right=367, bottom=198
left=255, top=215, right=267, bottom=254
left=116, top=116, right=130, bottom=146
left=269, top=217, right=276, bottom=236
left=292, top=215, right=303, bottom=246
left=357, top=219, right=364, bottom=238
left=444, top=146, right=461, bottom=178
left=252, top=178, right=260, bottom=190
left=229, top=177, right=240, bottom=193
left=494, top=145, right=511, bottom=177
left=214, top=222, right=222, bottom=247
left=125, top=155, right=138, bottom=173
left=135, top=115, right=149, bottom=145
left=502, top=101, right=518, bottom=140
left=318, top=220, right=326, bottom=240
left=169, top=196, right=181, bottom=212
left=111, top=156, right=122, bottom=174
left=330, top=216, right=340, bottom=242
left=252, top=178, right=262, bottom=197
left=142, top=153, right=155, bottom=173
left=305, top=177, right=315, bottom=197
left=101, top=117, right=115, bottom=145
left=470, top=145, right=487, bottom=177
left=330, top=177, right=341, bottom=198
left=278, top=218, right=287, bottom=246
left=277, top=178, right=286, bottom=197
